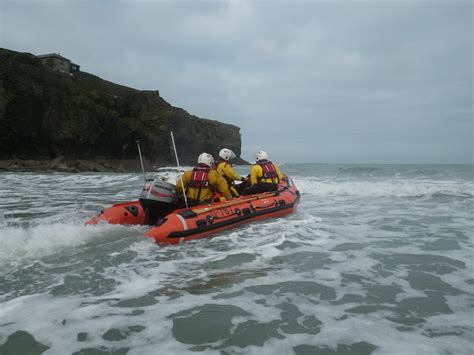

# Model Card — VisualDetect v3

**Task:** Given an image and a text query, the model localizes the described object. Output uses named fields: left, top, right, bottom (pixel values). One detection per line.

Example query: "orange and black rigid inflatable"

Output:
left=86, top=177, right=300, bottom=244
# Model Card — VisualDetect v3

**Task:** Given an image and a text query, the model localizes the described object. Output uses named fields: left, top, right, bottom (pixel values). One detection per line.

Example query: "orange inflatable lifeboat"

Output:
left=86, top=177, right=300, bottom=244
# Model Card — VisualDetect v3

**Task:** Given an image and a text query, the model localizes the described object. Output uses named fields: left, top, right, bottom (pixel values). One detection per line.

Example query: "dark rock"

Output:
left=52, top=155, right=64, bottom=164
left=77, top=160, right=100, bottom=172
left=56, top=162, right=77, bottom=172
left=0, top=48, right=244, bottom=165
left=0, top=158, right=159, bottom=172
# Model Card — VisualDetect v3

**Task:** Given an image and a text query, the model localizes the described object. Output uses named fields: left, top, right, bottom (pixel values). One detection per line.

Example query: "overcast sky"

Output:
left=1, top=0, right=472, bottom=163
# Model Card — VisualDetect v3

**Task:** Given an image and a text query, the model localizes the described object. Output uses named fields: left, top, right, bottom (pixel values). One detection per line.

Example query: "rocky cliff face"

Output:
left=0, top=48, right=244, bottom=165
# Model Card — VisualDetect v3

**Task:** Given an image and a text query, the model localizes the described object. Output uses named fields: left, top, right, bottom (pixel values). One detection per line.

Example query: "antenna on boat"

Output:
left=136, top=140, right=146, bottom=182
left=170, top=131, right=188, bottom=208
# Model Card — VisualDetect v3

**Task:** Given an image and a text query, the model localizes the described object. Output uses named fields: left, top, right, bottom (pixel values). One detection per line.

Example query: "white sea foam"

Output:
left=0, top=223, right=140, bottom=266
left=295, top=178, right=474, bottom=198
left=0, top=167, right=472, bottom=354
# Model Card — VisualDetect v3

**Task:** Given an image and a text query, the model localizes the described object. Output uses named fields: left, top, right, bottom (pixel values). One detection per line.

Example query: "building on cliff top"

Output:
left=37, top=53, right=80, bottom=74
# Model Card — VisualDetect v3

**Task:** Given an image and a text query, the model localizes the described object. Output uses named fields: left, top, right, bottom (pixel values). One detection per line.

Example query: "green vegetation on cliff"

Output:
left=0, top=48, right=243, bottom=164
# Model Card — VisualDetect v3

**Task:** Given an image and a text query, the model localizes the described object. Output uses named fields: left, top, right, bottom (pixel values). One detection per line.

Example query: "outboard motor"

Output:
left=139, top=179, right=177, bottom=226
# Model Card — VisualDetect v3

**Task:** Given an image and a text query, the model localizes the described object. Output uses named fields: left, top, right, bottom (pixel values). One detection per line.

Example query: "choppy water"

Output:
left=0, top=164, right=473, bottom=354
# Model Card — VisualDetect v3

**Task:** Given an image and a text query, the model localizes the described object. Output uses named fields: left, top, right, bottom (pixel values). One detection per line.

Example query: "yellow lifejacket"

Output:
left=249, top=160, right=283, bottom=185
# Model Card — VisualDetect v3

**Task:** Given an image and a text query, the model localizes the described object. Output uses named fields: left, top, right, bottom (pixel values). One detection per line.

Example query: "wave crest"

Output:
left=295, top=178, right=474, bottom=198
left=0, top=223, right=132, bottom=265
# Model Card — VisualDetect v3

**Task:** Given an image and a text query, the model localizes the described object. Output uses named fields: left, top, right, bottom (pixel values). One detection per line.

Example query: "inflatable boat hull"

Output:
left=86, top=178, right=300, bottom=244
left=86, top=201, right=145, bottom=226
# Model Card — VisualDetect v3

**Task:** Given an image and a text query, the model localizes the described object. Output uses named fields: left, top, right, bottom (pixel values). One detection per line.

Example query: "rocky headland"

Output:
left=0, top=48, right=246, bottom=172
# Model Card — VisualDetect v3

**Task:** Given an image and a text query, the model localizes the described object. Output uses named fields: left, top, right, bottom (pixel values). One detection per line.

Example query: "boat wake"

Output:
left=0, top=223, right=147, bottom=267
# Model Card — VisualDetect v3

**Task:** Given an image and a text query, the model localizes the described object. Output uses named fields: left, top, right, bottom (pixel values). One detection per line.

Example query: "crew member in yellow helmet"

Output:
left=176, top=153, right=232, bottom=206
left=215, top=148, right=245, bottom=197
left=243, top=150, right=283, bottom=195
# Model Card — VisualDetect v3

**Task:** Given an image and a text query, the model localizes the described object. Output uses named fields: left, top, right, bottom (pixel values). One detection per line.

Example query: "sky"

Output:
left=1, top=0, right=472, bottom=164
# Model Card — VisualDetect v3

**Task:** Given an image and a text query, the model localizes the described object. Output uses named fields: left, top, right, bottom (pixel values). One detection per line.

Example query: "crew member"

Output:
left=215, top=148, right=245, bottom=197
left=176, top=153, right=232, bottom=206
left=243, top=150, right=283, bottom=195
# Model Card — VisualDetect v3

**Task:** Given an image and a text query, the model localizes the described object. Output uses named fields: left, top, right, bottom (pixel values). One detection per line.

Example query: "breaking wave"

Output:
left=0, top=223, right=146, bottom=266
left=295, top=178, right=473, bottom=198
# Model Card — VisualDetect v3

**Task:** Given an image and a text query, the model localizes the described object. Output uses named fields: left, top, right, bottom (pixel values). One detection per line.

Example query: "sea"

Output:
left=0, top=164, right=473, bottom=355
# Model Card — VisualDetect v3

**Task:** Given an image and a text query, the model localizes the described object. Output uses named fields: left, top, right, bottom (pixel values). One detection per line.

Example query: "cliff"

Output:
left=0, top=48, right=244, bottom=167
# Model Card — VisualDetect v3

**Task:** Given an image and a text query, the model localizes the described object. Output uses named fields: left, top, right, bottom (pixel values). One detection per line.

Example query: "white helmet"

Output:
left=219, top=148, right=236, bottom=161
left=197, top=152, right=214, bottom=167
left=255, top=150, right=268, bottom=161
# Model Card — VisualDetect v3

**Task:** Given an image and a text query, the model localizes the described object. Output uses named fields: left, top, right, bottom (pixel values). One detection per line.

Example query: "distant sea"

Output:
left=0, top=164, right=473, bottom=354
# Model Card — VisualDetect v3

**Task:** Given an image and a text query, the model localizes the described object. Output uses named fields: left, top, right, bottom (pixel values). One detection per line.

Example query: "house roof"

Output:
left=36, top=53, right=71, bottom=62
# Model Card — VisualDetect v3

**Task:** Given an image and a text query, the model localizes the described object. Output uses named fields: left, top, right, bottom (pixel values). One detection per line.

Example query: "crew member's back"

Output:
left=215, top=148, right=245, bottom=197
left=176, top=153, right=232, bottom=206
left=244, top=150, right=283, bottom=195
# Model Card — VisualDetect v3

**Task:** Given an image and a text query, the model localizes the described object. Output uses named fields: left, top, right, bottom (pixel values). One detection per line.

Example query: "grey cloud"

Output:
left=1, top=0, right=472, bottom=163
